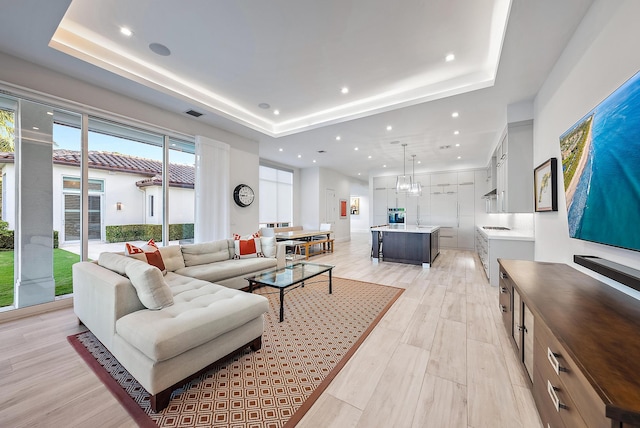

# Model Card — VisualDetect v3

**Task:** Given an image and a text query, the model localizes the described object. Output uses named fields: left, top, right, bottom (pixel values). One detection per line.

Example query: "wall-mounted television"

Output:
left=559, top=70, right=640, bottom=252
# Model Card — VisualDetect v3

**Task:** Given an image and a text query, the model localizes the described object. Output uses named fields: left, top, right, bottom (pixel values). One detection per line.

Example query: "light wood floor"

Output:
left=0, top=232, right=542, bottom=427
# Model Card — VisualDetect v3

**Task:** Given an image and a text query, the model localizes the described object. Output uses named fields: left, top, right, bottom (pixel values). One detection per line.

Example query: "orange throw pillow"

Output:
left=125, top=239, right=167, bottom=274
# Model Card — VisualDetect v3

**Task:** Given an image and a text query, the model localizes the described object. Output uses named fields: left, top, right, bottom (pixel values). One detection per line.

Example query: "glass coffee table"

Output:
left=246, top=262, right=334, bottom=322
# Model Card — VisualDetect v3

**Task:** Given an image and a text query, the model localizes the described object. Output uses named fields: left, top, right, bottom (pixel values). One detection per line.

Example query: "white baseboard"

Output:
left=0, top=296, right=73, bottom=324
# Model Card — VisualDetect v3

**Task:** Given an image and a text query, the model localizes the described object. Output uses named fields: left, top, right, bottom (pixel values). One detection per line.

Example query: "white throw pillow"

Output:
left=124, top=261, right=174, bottom=310
left=260, top=236, right=276, bottom=258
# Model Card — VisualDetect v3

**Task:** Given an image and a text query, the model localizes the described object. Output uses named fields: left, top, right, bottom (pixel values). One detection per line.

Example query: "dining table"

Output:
left=274, top=229, right=332, bottom=242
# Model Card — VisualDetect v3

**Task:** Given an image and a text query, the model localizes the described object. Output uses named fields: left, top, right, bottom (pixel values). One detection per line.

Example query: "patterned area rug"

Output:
left=68, top=276, right=402, bottom=427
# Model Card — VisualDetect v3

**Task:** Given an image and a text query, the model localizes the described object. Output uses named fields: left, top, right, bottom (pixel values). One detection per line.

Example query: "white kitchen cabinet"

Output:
left=371, top=171, right=478, bottom=249
left=458, top=215, right=475, bottom=249
left=476, top=226, right=534, bottom=286
left=457, top=181, right=474, bottom=215
left=431, top=172, right=458, bottom=187
left=496, top=120, right=533, bottom=213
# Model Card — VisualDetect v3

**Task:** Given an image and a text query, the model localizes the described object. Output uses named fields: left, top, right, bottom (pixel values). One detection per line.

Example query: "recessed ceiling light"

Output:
left=149, top=42, right=171, bottom=56
left=313, top=159, right=316, bottom=163
left=358, top=173, right=361, bottom=176
left=445, top=53, right=455, bottom=62
left=47, top=111, right=53, bottom=116
left=297, top=154, right=302, bottom=158
left=368, top=155, right=372, bottom=159
left=32, top=126, right=39, bottom=130
left=354, top=147, right=359, bottom=151
left=455, top=143, right=460, bottom=147
left=383, top=164, right=387, bottom=168
left=417, top=160, right=422, bottom=164
left=341, top=87, right=349, bottom=94
left=451, top=112, right=459, bottom=118
left=386, top=125, right=393, bottom=131
left=457, top=156, right=462, bottom=159
left=120, top=27, right=132, bottom=37
left=273, top=109, right=280, bottom=115
left=258, top=103, right=270, bottom=109
left=454, top=130, right=460, bottom=135
left=336, top=136, right=341, bottom=141
left=278, top=148, right=283, bottom=152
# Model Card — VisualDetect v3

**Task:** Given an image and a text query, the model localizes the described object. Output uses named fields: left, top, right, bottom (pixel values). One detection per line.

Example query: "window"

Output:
left=259, top=165, right=293, bottom=226
left=62, top=177, right=104, bottom=241
left=0, top=88, right=196, bottom=311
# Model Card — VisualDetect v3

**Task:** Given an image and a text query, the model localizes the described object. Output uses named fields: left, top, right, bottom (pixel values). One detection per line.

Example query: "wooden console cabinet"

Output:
left=498, top=259, right=640, bottom=428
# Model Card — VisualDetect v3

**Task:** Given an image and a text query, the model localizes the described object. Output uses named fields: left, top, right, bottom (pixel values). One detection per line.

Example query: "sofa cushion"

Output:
left=115, top=278, right=269, bottom=362
left=124, top=261, right=174, bottom=310
left=181, top=241, right=230, bottom=266
left=174, top=257, right=277, bottom=284
left=159, top=245, right=185, bottom=272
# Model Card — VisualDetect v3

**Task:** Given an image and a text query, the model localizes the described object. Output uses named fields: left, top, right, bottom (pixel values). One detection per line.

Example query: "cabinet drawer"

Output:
left=498, top=277, right=512, bottom=335
left=534, top=321, right=609, bottom=428
left=534, top=339, right=588, bottom=428
left=533, top=370, right=566, bottom=428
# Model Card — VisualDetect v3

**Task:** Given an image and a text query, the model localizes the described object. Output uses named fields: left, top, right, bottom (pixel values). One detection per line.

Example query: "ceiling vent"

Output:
left=439, top=145, right=451, bottom=150
left=317, top=150, right=326, bottom=153
left=185, top=109, right=204, bottom=117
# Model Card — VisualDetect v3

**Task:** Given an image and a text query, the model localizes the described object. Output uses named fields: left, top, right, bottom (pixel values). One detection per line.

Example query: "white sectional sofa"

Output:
left=72, top=238, right=285, bottom=411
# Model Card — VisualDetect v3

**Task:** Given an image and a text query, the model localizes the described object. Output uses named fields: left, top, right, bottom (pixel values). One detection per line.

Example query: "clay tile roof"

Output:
left=0, top=150, right=194, bottom=188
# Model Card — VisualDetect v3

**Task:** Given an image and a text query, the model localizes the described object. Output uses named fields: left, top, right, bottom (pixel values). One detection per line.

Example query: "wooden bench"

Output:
left=300, top=238, right=334, bottom=259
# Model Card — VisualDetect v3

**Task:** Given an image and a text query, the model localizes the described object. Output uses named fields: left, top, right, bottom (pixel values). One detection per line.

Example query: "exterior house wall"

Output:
left=3, top=162, right=195, bottom=243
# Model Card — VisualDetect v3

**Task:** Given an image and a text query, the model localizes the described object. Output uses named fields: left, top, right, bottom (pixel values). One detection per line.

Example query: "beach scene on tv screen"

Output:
left=559, top=70, right=640, bottom=252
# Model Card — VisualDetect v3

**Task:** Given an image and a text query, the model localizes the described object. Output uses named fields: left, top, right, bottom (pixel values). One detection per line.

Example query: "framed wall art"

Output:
left=339, top=199, right=348, bottom=218
left=534, top=157, right=558, bottom=212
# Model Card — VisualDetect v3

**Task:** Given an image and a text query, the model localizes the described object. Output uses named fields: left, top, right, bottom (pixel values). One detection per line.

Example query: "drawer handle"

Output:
left=547, top=380, right=568, bottom=411
left=547, top=348, right=568, bottom=374
left=498, top=304, right=507, bottom=313
left=500, top=286, right=508, bottom=294
left=499, top=272, right=508, bottom=279
left=516, top=323, right=527, bottom=333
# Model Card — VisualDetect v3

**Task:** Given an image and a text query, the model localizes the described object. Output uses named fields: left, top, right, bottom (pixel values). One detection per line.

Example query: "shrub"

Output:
left=106, top=223, right=194, bottom=243
left=0, top=225, right=58, bottom=250
left=0, top=221, right=14, bottom=250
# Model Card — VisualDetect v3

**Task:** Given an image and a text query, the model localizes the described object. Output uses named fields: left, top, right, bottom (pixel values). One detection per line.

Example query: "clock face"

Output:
left=234, top=184, right=255, bottom=207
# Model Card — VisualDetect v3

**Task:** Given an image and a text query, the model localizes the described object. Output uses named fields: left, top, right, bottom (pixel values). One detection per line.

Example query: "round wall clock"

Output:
left=233, top=184, right=255, bottom=207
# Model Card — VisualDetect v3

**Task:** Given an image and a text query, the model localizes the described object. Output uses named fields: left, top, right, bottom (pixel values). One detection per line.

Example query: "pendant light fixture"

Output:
left=409, top=154, right=422, bottom=196
left=396, top=143, right=412, bottom=192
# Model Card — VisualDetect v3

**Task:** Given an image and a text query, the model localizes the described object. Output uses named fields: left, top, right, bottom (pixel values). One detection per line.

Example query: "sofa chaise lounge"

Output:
left=73, top=237, right=285, bottom=411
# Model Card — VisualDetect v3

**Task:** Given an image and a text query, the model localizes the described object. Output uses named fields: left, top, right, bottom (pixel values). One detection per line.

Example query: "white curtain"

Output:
left=194, top=136, right=230, bottom=242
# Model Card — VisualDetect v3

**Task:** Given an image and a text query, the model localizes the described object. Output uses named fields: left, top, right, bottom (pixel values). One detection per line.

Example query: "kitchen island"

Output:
left=371, top=225, right=440, bottom=267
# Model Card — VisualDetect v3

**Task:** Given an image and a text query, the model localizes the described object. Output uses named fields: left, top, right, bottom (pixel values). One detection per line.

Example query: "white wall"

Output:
left=349, top=180, right=370, bottom=232
left=300, top=167, right=320, bottom=230
left=229, top=147, right=260, bottom=235
left=533, top=0, right=640, bottom=298
left=298, top=166, right=357, bottom=242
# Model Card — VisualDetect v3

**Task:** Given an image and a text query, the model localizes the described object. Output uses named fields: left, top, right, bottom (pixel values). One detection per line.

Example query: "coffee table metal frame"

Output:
left=245, top=262, right=334, bottom=322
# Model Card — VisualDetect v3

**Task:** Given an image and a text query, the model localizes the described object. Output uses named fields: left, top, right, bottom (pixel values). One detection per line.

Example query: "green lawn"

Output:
left=0, top=249, right=81, bottom=307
